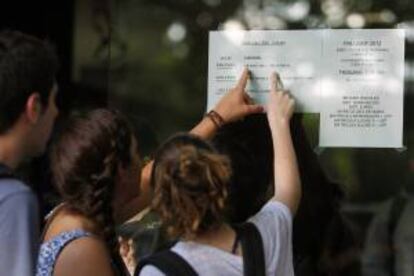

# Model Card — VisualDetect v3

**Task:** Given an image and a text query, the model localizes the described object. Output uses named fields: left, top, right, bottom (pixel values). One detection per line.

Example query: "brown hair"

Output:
left=151, top=133, right=231, bottom=239
left=0, top=30, right=59, bottom=133
left=50, top=109, right=135, bottom=274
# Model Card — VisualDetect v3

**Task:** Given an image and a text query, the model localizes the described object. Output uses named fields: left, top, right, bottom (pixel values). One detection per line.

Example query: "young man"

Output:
left=0, top=30, right=59, bottom=276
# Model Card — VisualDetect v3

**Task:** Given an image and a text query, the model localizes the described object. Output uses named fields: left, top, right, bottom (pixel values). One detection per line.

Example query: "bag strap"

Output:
left=135, top=250, right=198, bottom=276
left=234, top=222, right=266, bottom=276
left=135, top=223, right=265, bottom=276
left=387, top=195, right=407, bottom=276
left=40, top=203, right=68, bottom=242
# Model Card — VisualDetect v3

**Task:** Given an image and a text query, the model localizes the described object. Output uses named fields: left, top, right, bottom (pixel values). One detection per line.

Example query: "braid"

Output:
left=87, top=150, right=126, bottom=274
left=85, top=112, right=132, bottom=274
left=61, top=147, right=126, bottom=274
left=51, top=109, right=134, bottom=275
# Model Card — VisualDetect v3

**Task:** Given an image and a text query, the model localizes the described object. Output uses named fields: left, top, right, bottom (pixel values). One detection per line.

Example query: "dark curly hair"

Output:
left=50, top=109, right=135, bottom=274
left=151, top=133, right=231, bottom=239
left=0, top=30, right=58, bottom=133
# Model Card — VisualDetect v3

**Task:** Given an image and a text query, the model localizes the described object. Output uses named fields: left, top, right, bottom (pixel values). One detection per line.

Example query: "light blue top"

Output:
left=36, top=229, right=91, bottom=276
left=0, top=177, right=39, bottom=276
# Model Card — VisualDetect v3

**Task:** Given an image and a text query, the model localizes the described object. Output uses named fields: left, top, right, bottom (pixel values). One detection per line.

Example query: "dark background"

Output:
left=1, top=0, right=414, bottom=264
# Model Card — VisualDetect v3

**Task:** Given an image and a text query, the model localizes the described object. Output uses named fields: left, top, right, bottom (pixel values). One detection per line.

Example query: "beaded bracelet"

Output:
left=205, top=110, right=225, bottom=129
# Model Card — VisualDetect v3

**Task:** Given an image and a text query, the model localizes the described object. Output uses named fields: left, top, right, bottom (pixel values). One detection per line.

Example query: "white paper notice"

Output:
left=319, top=29, right=405, bottom=148
left=208, top=30, right=322, bottom=112
left=207, top=29, right=405, bottom=148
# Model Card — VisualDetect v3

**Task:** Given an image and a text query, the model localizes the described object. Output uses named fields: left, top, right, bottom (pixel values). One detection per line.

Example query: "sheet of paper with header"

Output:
left=319, top=29, right=404, bottom=148
left=207, top=29, right=405, bottom=148
left=208, top=30, right=322, bottom=113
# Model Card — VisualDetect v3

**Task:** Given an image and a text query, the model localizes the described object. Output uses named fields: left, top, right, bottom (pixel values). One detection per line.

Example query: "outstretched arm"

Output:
left=121, top=68, right=263, bottom=221
left=266, top=72, right=301, bottom=215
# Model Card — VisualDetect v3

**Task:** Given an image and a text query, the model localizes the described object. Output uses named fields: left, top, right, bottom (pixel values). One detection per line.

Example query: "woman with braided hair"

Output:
left=37, top=109, right=140, bottom=276
left=36, top=68, right=264, bottom=276
left=138, top=72, right=301, bottom=276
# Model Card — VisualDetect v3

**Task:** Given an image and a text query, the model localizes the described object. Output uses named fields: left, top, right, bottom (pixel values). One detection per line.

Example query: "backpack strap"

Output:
left=387, top=195, right=407, bottom=276
left=234, top=222, right=266, bottom=276
left=135, top=223, right=265, bottom=276
left=135, top=250, right=198, bottom=276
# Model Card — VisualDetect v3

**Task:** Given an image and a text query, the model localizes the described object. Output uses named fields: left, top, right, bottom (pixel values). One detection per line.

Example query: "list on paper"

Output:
left=207, top=29, right=405, bottom=148
left=208, top=30, right=322, bottom=112
left=319, top=29, right=404, bottom=148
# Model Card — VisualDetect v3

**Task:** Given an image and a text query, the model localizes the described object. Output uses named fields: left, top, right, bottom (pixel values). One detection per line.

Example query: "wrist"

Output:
left=205, top=110, right=225, bottom=129
left=269, top=119, right=291, bottom=133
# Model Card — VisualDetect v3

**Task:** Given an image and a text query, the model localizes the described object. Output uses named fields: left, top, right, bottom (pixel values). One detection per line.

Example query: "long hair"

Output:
left=214, top=113, right=360, bottom=274
left=289, top=114, right=360, bottom=275
left=50, top=108, right=134, bottom=274
left=151, top=133, right=231, bottom=239
left=212, top=114, right=273, bottom=223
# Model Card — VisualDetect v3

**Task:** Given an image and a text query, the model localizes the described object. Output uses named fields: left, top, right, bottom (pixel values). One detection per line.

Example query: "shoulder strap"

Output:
left=135, top=250, right=198, bottom=276
left=234, top=222, right=266, bottom=276
left=388, top=195, right=407, bottom=276
left=40, top=203, right=67, bottom=242
left=38, top=230, right=92, bottom=275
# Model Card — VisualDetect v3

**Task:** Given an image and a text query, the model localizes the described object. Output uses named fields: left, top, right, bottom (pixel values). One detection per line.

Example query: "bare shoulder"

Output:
left=54, top=236, right=115, bottom=276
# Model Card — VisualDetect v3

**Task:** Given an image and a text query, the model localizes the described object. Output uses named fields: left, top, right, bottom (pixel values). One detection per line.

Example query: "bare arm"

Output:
left=266, top=72, right=301, bottom=215
left=121, top=68, right=263, bottom=220
left=54, top=237, right=115, bottom=276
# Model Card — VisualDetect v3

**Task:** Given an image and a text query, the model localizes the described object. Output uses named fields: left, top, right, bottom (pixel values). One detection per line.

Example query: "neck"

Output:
left=191, top=223, right=236, bottom=251
left=0, top=132, right=27, bottom=169
left=44, top=204, right=102, bottom=241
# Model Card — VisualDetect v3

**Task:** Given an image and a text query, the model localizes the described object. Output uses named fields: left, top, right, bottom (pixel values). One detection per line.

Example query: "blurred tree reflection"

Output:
left=108, top=0, right=413, bottom=203
left=106, top=0, right=414, bottom=236
left=101, top=0, right=414, bottom=273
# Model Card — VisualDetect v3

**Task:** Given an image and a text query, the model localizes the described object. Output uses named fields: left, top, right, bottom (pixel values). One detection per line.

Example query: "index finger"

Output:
left=236, top=67, right=250, bottom=90
left=270, top=72, right=284, bottom=92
